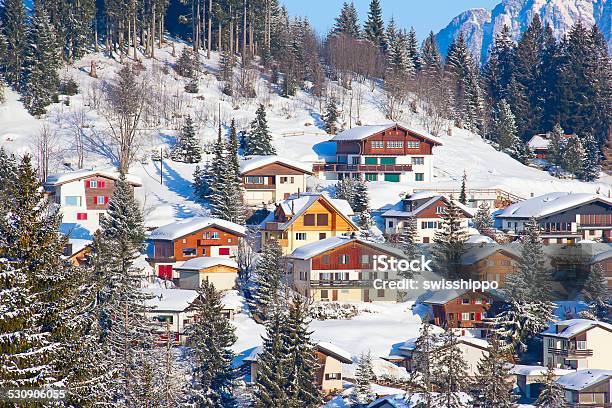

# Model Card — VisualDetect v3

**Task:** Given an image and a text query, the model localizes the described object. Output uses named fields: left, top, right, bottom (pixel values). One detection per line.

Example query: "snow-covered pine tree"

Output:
left=535, top=365, right=567, bottom=408
left=547, top=123, right=566, bottom=174
left=493, top=99, right=520, bottom=152
left=411, top=316, right=437, bottom=407
left=420, top=31, right=442, bottom=78
left=357, top=210, right=375, bottom=238
left=474, top=335, right=517, bottom=408
left=248, top=239, right=284, bottom=320
left=432, top=196, right=468, bottom=278
left=220, top=50, right=236, bottom=96
left=175, top=47, right=198, bottom=78
left=23, top=4, right=61, bottom=116
left=363, top=0, right=386, bottom=52
left=397, top=216, right=420, bottom=275
left=459, top=171, right=467, bottom=204
left=0, top=22, right=7, bottom=102
left=192, top=164, right=211, bottom=202
left=352, top=179, right=369, bottom=213
left=171, top=115, right=202, bottom=163
left=323, top=97, right=340, bottom=135
left=473, top=202, right=493, bottom=234
left=335, top=177, right=358, bottom=206
left=285, top=296, right=321, bottom=407
left=352, top=351, right=376, bottom=406
left=581, top=262, right=611, bottom=321
left=563, top=135, right=585, bottom=177
left=228, top=119, right=242, bottom=185
left=0, top=148, right=17, bottom=186
left=245, top=104, right=276, bottom=156
left=331, top=2, right=360, bottom=39
left=0, top=0, right=28, bottom=89
left=432, top=329, right=470, bottom=408
left=405, top=28, right=420, bottom=72
left=252, top=305, right=291, bottom=408
left=186, top=280, right=238, bottom=407
left=483, top=25, right=515, bottom=105
left=580, top=132, right=601, bottom=181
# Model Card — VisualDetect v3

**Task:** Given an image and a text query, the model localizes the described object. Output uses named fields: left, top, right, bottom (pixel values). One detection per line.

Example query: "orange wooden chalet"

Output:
left=147, top=217, right=246, bottom=280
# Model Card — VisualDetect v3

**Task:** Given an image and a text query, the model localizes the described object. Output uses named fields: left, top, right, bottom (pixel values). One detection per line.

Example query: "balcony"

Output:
left=309, top=279, right=379, bottom=288
left=579, top=214, right=612, bottom=227
left=312, top=163, right=413, bottom=173
left=264, top=222, right=284, bottom=231
left=548, top=347, right=594, bottom=357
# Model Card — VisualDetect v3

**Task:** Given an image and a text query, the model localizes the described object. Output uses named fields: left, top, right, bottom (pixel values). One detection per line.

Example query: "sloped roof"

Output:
left=459, top=244, right=520, bottom=265
left=423, top=288, right=504, bottom=305
left=590, top=249, right=612, bottom=264
left=331, top=123, right=443, bottom=146
left=316, top=342, right=353, bottom=363
left=527, top=134, right=550, bottom=149
left=45, top=168, right=142, bottom=187
left=498, top=192, right=612, bottom=219
left=542, top=319, right=612, bottom=338
left=556, top=369, right=612, bottom=391
left=176, top=257, right=239, bottom=271
left=288, top=235, right=406, bottom=260
left=508, top=364, right=574, bottom=377
left=143, top=288, right=199, bottom=312
left=382, top=195, right=473, bottom=219
left=149, top=217, right=246, bottom=241
left=272, top=193, right=357, bottom=231
left=65, top=238, right=92, bottom=257
left=239, top=155, right=313, bottom=174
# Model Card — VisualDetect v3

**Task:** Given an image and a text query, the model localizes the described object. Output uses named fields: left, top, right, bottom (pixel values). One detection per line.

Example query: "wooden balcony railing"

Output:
left=309, top=279, right=387, bottom=288
left=264, top=222, right=284, bottom=231
left=548, top=347, right=594, bottom=357
left=312, top=163, right=413, bottom=173
left=579, top=214, right=612, bottom=227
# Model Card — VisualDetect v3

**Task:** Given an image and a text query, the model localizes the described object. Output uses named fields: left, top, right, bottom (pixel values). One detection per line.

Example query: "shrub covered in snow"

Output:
left=309, top=302, right=375, bottom=320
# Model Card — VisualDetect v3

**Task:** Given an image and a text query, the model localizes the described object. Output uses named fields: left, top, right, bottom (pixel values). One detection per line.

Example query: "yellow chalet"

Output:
left=260, top=192, right=358, bottom=254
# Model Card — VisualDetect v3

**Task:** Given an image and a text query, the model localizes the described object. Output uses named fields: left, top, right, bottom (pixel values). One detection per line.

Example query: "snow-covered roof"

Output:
left=459, top=244, right=520, bottom=265
left=316, top=342, right=353, bottom=363
left=382, top=195, right=473, bottom=219
left=45, top=168, right=142, bottom=186
left=556, top=369, right=612, bottom=391
left=271, top=193, right=356, bottom=231
left=398, top=325, right=446, bottom=352
left=527, top=134, right=550, bottom=150
left=221, top=290, right=244, bottom=310
left=66, top=238, right=92, bottom=256
left=176, top=257, right=238, bottom=271
left=542, top=319, right=612, bottom=338
left=288, top=236, right=406, bottom=260
left=508, top=364, right=574, bottom=377
left=239, top=155, right=313, bottom=174
left=465, top=235, right=496, bottom=244
left=498, top=192, right=612, bottom=219
left=331, top=123, right=442, bottom=146
left=243, top=346, right=263, bottom=362
left=143, top=288, right=199, bottom=312
left=149, top=217, right=246, bottom=241
left=399, top=332, right=488, bottom=353
left=590, top=249, right=612, bottom=264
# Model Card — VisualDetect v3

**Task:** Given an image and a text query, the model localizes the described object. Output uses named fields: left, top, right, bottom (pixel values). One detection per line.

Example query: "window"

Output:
left=322, top=255, right=330, bottom=265
left=317, top=214, right=328, bottom=226
left=153, top=315, right=174, bottom=324
left=203, top=231, right=210, bottom=239
left=201, top=247, right=206, bottom=256
left=412, top=157, right=424, bottom=165
left=76, top=212, right=88, bottom=220
left=182, top=239, right=187, bottom=244
left=320, top=290, right=329, bottom=299
left=387, top=141, right=403, bottom=148
left=325, top=373, right=341, bottom=380
left=218, top=248, right=230, bottom=256
left=407, top=141, right=420, bottom=149
left=475, top=298, right=482, bottom=304
left=415, top=173, right=424, bottom=181
left=280, top=177, right=290, bottom=184
left=296, top=233, right=307, bottom=240
left=448, top=313, right=454, bottom=320
left=436, top=206, right=444, bottom=214
left=65, top=196, right=81, bottom=206
left=89, top=180, right=98, bottom=188
left=371, top=141, right=384, bottom=149
left=211, top=232, right=219, bottom=239
left=96, top=196, right=107, bottom=205
left=388, top=220, right=394, bottom=228
left=182, top=248, right=196, bottom=257
left=462, top=298, right=470, bottom=304
left=380, top=157, right=396, bottom=165
left=339, top=254, right=349, bottom=264
left=245, top=176, right=264, bottom=184
left=576, top=341, right=587, bottom=350
left=361, top=254, right=370, bottom=264
left=384, top=173, right=400, bottom=182
left=365, top=157, right=378, bottom=165
left=421, top=221, right=438, bottom=229
left=365, top=173, right=378, bottom=181
left=304, top=214, right=316, bottom=226
left=377, top=289, right=385, bottom=297
left=462, top=312, right=470, bottom=321
left=319, top=233, right=327, bottom=240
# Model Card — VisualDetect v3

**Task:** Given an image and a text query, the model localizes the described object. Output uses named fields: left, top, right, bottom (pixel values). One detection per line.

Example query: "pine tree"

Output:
left=171, top=115, right=202, bottom=163
left=335, top=178, right=358, bottom=206
left=248, top=240, right=284, bottom=320
left=0, top=0, right=28, bottom=88
left=547, top=123, right=566, bottom=172
left=459, top=171, right=467, bottom=204
left=363, top=0, right=385, bottom=52
left=323, top=97, right=340, bottom=135
left=175, top=47, right=199, bottom=78
left=473, top=202, right=493, bottom=234
left=352, top=351, right=376, bottom=406
left=483, top=25, right=515, bottom=104
left=563, top=135, right=585, bottom=177
left=405, top=28, right=420, bottom=72
left=474, top=335, right=517, bottom=408
left=581, top=262, right=610, bottom=321
left=421, top=31, right=442, bottom=78
left=432, top=197, right=468, bottom=278
left=193, top=164, right=211, bottom=202
left=397, top=216, right=420, bottom=276
left=432, top=329, right=470, bottom=408
left=331, top=2, right=360, bottom=39
left=187, top=280, right=238, bottom=407
left=23, top=4, right=61, bottom=116
left=535, top=365, right=567, bottom=408
left=358, top=210, right=375, bottom=237
left=411, top=316, right=437, bottom=407
left=220, top=50, right=236, bottom=96
left=245, top=104, right=276, bottom=156
left=580, top=132, right=600, bottom=181
left=352, top=179, right=369, bottom=213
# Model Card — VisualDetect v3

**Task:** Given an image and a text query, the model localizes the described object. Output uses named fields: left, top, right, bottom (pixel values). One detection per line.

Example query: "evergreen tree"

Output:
left=474, top=335, right=517, bottom=408
left=459, top=171, right=467, bottom=204
left=248, top=240, right=284, bottom=320
left=352, top=179, right=369, bottom=213
left=187, top=280, right=238, bottom=407
left=535, top=365, right=567, bottom=408
left=193, top=164, right=211, bottom=202
left=547, top=123, right=566, bottom=173
left=483, top=25, right=515, bottom=104
left=473, top=202, right=493, bottom=233
left=563, top=134, right=585, bottom=177
left=363, top=0, right=385, bottom=52
left=171, top=115, right=202, bottom=163
left=220, top=50, right=236, bottom=96
left=331, top=2, right=360, bottom=39
left=175, top=47, right=199, bottom=78
left=432, top=197, right=468, bottom=278
left=335, top=178, right=358, bottom=207
left=397, top=216, right=420, bottom=274
left=228, top=119, right=242, bottom=186
left=323, top=97, right=340, bottom=135
left=405, top=28, right=420, bottom=72
left=245, top=104, right=276, bottom=156
left=432, top=329, right=470, bottom=408
left=0, top=0, right=28, bottom=88
left=421, top=31, right=442, bottom=78
left=411, top=316, right=437, bottom=407
left=352, top=352, right=376, bottom=406
left=581, top=263, right=610, bottom=321
left=493, top=99, right=529, bottom=163
left=357, top=210, right=375, bottom=237
left=580, top=132, right=600, bottom=181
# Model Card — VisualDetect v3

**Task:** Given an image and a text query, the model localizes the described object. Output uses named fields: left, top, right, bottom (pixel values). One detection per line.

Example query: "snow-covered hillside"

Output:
left=0, top=41, right=609, bottom=226
left=436, top=0, right=611, bottom=63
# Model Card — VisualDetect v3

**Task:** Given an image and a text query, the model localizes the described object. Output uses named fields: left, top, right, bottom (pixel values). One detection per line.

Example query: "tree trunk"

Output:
left=151, top=6, right=156, bottom=58
left=133, top=15, right=137, bottom=60
left=242, top=0, right=247, bottom=63
left=207, top=0, right=212, bottom=58
left=218, top=23, right=222, bottom=52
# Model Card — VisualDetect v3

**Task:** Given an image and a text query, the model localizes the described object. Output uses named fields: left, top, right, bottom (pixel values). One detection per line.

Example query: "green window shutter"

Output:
left=365, top=173, right=378, bottom=181
left=415, top=173, right=424, bottom=181
left=365, top=157, right=378, bottom=165
left=384, top=173, right=400, bottom=182
left=380, top=157, right=396, bottom=165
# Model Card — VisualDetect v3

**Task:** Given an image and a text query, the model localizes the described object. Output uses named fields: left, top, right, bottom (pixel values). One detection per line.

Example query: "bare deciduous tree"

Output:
left=33, top=123, right=61, bottom=182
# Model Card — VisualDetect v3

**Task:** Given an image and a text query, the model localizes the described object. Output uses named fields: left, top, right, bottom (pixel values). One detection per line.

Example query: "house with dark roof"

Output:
left=312, top=123, right=442, bottom=183
left=382, top=192, right=473, bottom=243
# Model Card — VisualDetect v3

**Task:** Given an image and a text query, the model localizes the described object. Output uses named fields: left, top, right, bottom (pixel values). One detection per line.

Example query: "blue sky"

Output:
left=280, top=0, right=499, bottom=40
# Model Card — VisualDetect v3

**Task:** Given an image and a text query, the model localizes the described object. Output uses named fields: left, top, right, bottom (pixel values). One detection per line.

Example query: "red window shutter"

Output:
left=77, top=213, right=88, bottom=220
left=99, top=180, right=106, bottom=188
left=104, top=196, right=109, bottom=204
left=219, top=247, right=230, bottom=256
left=158, top=265, right=173, bottom=280
left=457, top=299, right=461, bottom=304
left=85, top=180, right=91, bottom=188
left=476, top=313, right=482, bottom=321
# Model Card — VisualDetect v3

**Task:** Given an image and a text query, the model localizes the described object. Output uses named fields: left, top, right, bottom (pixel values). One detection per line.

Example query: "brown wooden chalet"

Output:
left=459, top=244, right=521, bottom=287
